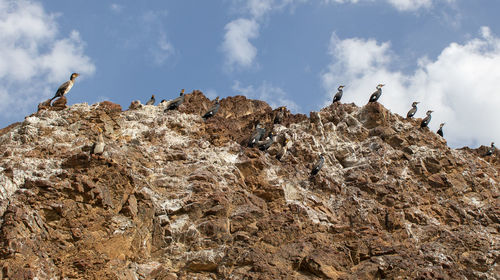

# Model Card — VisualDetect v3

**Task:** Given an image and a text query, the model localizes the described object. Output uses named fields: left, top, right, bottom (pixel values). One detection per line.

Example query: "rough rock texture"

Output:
left=0, top=91, right=498, bottom=279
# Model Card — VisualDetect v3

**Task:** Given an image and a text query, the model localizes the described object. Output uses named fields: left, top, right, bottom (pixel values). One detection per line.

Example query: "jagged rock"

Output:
left=0, top=91, right=498, bottom=279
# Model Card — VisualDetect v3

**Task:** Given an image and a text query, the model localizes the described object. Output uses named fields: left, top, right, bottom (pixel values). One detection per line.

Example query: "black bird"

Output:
left=202, top=97, right=220, bottom=120
left=368, top=84, right=385, bottom=103
left=258, top=132, right=274, bottom=151
left=310, top=154, right=325, bottom=176
left=332, top=85, right=345, bottom=103
left=165, top=89, right=185, bottom=111
left=146, top=94, right=156, bottom=105
left=485, top=142, right=496, bottom=156
left=420, top=110, right=433, bottom=128
left=406, top=101, right=419, bottom=118
left=437, top=123, right=445, bottom=137
left=50, top=73, right=79, bottom=102
left=248, top=123, right=266, bottom=147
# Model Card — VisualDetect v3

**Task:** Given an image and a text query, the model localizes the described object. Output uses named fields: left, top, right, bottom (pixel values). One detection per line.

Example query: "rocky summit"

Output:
left=0, top=90, right=498, bottom=279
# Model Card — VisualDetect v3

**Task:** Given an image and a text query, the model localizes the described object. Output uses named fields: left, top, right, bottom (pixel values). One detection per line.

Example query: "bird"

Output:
left=310, top=154, right=325, bottom=176
left=50, top=73, right=79, bottom=103
left=420, top=110, right=433, bottom=128
left=248, top=123, right=266, bottom=147
left=146, top=94, right=156, bottom=105
left=202, top=97, right=220, bottom=120
left=437, top=123, right=445, bottom=137
left=368, top=84, right=385, bottom=103
left=91, top=128, right=105, bottom=157
left=274, top=107, right=286, bottom=124
left=258, top=132, right=274, bottom=151
left=485, top=142, right=496, bottom=156
left=406, top=102, right=419, bottom=118
left=165, top=89, right=185, bottom=111
left=332, top=85, right=345, bottom=103
left=276, top=138, right=290, bottom=161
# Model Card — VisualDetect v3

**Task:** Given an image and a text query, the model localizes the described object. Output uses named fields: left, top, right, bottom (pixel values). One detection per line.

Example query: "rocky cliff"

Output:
left=0, top=91, right=498, bottom=279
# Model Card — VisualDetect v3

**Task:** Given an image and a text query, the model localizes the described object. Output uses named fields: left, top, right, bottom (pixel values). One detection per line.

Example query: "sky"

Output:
left=0, top=0, right=499, bottom=148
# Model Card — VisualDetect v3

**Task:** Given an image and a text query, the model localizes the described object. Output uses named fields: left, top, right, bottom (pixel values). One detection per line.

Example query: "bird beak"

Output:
left=75, top=73, right=80, bottom=77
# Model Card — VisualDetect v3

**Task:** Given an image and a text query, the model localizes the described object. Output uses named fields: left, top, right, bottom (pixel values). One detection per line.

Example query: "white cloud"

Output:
left=110, top=3, right=123, bottom=13
left=0, top=0, right=95, bottom=120
left=233, top=80, right=299, bottom=112
left=322, top=0, right=455, bottom=11
left=140, top=10, right=175, bottom=66
left=321, top=27, right=500, bottom=147
left=386, top=0, right=432, bottom=10
left=151, top=32, right=175, bottom=65
left=221, top=18, right=259, bottom=69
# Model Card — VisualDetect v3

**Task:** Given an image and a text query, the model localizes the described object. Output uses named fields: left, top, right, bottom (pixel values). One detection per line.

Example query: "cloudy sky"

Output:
left=1, top=0, right=499, bottom=148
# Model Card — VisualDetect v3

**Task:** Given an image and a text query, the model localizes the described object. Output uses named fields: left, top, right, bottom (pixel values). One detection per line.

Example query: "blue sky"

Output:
left=1, top=0, right=499, bottom=148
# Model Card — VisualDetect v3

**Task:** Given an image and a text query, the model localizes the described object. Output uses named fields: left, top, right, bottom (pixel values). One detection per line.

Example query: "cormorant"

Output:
left=165, top=89, right=185, bottom=111
left=485, top=142, right=496, bottom=156
left=420, top=110, right=433, bottom=128
left=202, top=97, right=220, bottom=120
left=91, top=128, right=105, bottom=157
left=276, top=138, right=290, bottom=161
left=274, top=107, right=285, bottom=124
left=437, top=123, right=445, bottom=137
left=368, top=84, right=385, bottom=103
left=258, top=132, right=274, bottom=151
left=50, top=73, right=79, bottom=102
left=310, top=154, right=325, bottom=176
left=332, top=85, right=345, bottom=103
left=406, top=102, right=419, bottom=118
left=248, top=123, right=266, bottom=147
left=146, top=94, right=156, bottom=105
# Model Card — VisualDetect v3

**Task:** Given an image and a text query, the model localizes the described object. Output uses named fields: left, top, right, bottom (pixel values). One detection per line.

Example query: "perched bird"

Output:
left=146, top=94, right=156, bottom=105
left=420, top=110, right=433, bottom=128
left=332, top=85, right=345, bottom=103
left=406, top=102, right=419, bottom=118
left=91, top=128, right=105, bottom=157
left=274, top=107, right=286, bottom=124
left=437, top=123, right=445, bottom=137
left=310, top=154, right=325, bottom=176
left=202, top=97, right=220, bottom=120
left=165, top=89, right=185, bottom=111
left=50, top=73, right=79, bottom=102
left=248, top=123, right=266, bottom=147
left=128, top=100, right=142, bottom=110
left=485, top=142, right=496, bottom=156
left=276, top=138, right=290, bottom=161
left=368, top=84, right=385, bottom=103
left=258, top=132, right=274, bottom=151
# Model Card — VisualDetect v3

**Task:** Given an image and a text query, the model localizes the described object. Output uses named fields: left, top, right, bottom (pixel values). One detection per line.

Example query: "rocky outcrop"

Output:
left=0, top=91, right=498, bottom=279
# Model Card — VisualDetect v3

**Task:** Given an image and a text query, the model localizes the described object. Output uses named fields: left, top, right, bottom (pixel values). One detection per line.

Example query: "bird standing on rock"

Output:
left=420, top=110, right=433, bottom=128
left=202, top=97, right=220, bottom=120
left=276, top=138, right=290, bottom=161
left=406, top=102, right=419, bottom=118
left=258, top=132, right=274, bottom=151
left=332, top=85, right=345, bottom=103
left=91, top=128, right=105, bottom=157
left=485, top=142, right=496, bottom=156
left=165, top=89, right=185, bottom=111
left=248, top=123, right=266, bottom=147
left=368, top=84, right=385, bottom=103
left=50, top=73, right=79, bottom=103
left=437, top=123, right=445, bottom=137
left=310, top=154, right=325, bottom=176
left=274, top=107, right=286, bottom=124
left=146, top=94, right=156, bottom=105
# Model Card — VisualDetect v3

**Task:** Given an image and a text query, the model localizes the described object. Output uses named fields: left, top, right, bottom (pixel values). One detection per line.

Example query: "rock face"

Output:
left=0, top=91, right=498, bottom=279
